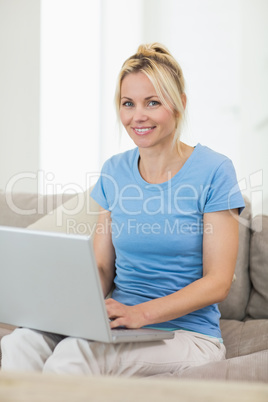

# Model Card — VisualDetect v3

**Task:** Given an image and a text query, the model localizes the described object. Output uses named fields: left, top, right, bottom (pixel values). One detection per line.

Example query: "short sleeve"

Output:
left=204, top=159, right=245, bottom=214
left=90, top=162, right=110, bottom=211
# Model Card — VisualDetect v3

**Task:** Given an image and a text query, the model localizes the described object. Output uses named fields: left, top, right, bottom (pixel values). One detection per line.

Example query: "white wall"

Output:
left=239, top=0, right=268, bottom=215
left=141, top=0, right=268, bottom=216
left=0, top=0, right=40, bottom=193
left=1, top=0, right=267, bottom=215
left=40, top=0, right=102, bottom=194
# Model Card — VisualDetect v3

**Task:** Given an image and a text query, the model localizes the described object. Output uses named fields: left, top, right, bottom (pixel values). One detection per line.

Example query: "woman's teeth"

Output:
left=135, top=127, right=154, bottom=134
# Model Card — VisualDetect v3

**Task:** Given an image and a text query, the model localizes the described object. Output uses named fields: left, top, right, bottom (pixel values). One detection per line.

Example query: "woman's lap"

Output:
left=1, top=328, right=226, bottom=376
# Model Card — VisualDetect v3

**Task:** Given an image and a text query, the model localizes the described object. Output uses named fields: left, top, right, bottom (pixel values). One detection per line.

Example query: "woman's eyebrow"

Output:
left=145, top=95, right=159, bottom=100
left=121, top=95, right=159, bottom=100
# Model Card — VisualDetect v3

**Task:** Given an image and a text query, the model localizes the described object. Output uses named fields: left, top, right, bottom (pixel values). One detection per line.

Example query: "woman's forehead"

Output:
left=121, top=72, right=157, bottom=98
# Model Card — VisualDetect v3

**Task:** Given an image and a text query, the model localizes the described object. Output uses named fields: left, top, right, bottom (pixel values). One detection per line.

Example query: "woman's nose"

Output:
left=133, top=107, right=148, bottom=123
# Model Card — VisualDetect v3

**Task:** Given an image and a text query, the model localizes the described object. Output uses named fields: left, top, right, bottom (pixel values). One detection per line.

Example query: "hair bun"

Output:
left=137, top=43, right=172, bottom=57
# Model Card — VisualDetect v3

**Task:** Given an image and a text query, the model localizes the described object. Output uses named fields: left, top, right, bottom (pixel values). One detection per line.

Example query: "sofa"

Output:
left=0, top=187, right=267, bottom=383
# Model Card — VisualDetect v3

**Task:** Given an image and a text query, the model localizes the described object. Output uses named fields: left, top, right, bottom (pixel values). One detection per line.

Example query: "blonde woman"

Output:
left=1, top=43, right=245, bottom=376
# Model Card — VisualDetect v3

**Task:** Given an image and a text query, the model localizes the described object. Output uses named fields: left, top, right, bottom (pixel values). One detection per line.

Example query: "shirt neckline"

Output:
left=133, top=143, right=201, bottom=191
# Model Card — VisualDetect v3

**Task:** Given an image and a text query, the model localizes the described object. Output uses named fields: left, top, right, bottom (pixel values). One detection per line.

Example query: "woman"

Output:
left=1, top=43, right=245, bottom=376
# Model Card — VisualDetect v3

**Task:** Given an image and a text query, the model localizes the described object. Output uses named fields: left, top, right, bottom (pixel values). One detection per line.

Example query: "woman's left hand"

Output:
left=105, top=298, right=147, bottom=329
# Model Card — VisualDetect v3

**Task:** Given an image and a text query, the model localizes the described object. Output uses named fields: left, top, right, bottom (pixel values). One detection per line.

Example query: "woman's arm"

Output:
left=93, top=206, right=116, bottom=298
left=106, top=208, right=239, bottom=328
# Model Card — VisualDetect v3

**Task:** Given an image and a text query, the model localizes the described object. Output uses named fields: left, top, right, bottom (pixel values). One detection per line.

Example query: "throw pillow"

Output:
left=27, top=187, right=99, bottom=236
left=218, top=197, right=252, bottom=320
left=246, top=215, right=268, bottom=319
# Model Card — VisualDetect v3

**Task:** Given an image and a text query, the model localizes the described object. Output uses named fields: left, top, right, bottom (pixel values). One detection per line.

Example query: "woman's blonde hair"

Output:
left=115, top=43, right=186, bottom=143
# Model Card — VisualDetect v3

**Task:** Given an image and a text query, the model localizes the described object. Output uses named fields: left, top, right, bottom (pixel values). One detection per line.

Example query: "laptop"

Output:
left=0, top=226, right=174, bottom=343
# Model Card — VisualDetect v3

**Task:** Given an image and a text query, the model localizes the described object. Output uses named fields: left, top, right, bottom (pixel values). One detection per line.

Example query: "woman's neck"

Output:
left=138, top=142, right=194, bottom=184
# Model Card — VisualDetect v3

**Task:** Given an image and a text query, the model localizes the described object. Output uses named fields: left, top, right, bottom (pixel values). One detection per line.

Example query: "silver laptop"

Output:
left=0, top=226, right=174, bottom=343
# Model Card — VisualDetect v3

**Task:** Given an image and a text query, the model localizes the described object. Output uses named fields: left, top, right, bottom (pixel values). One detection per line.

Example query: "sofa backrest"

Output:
left=219, top=198, right=268, bottom=321
left=0, top=190, right=75, bottom=228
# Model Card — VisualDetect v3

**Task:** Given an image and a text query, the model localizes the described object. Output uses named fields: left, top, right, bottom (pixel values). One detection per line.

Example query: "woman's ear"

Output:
left=174, top=94, right=187, bottom=120
left=181, top=93, right=187, bottom=110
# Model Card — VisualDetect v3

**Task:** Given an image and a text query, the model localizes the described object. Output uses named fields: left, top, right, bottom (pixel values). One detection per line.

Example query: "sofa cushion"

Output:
left=220, top=319, right=268, bottom=359
left=177, top=349, right=268, bottom=383
left=218, top=198, right=251, bottom=320
left=27, top=187, right=99, bottom=235
left=246, top=215, right=268, bottom=319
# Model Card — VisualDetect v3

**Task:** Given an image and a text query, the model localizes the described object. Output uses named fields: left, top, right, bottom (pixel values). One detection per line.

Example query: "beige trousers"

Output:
left=1, top=328, right=226, bottom=376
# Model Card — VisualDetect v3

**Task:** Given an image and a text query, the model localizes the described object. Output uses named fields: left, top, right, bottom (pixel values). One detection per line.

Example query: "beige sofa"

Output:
left=0, top=188, right=267, bottom=383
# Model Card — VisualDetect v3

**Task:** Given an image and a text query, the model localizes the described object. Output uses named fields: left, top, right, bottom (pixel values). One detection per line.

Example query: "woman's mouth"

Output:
left=132, top=126, right=156, bottom=136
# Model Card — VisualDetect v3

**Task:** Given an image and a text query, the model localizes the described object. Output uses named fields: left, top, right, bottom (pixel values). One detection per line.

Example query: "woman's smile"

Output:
left=132, top=126, right=156, bottom=136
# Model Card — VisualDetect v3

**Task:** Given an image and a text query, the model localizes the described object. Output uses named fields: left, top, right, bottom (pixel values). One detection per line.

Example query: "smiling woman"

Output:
left=115, top=44, right=191, bottom=185
left=1, top=42, right=245, bottom=377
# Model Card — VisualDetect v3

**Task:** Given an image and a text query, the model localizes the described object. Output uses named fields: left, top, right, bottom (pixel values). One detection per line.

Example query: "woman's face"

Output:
left=119, top=72, right=177, bottom=150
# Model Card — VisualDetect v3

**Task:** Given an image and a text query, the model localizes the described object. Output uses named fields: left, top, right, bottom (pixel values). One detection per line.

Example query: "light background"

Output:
left=0, top=0, right=267, bottom=215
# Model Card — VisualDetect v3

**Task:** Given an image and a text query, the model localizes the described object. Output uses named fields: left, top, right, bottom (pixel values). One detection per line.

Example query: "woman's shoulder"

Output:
left=196, top=143, right=229, bottom=161
left=102, top=147, right=138, bottom=171
left=194, top=143, right=232, bottom=170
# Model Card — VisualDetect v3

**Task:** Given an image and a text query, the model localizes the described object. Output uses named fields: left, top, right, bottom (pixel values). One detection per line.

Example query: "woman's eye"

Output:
left=122, top=101, right=133, bottom=107
left=148, top=100, right=160, bottom=107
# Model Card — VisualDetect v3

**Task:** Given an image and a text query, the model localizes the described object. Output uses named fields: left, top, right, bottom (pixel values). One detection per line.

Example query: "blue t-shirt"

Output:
left=90, top=143, right=245, bottom=338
